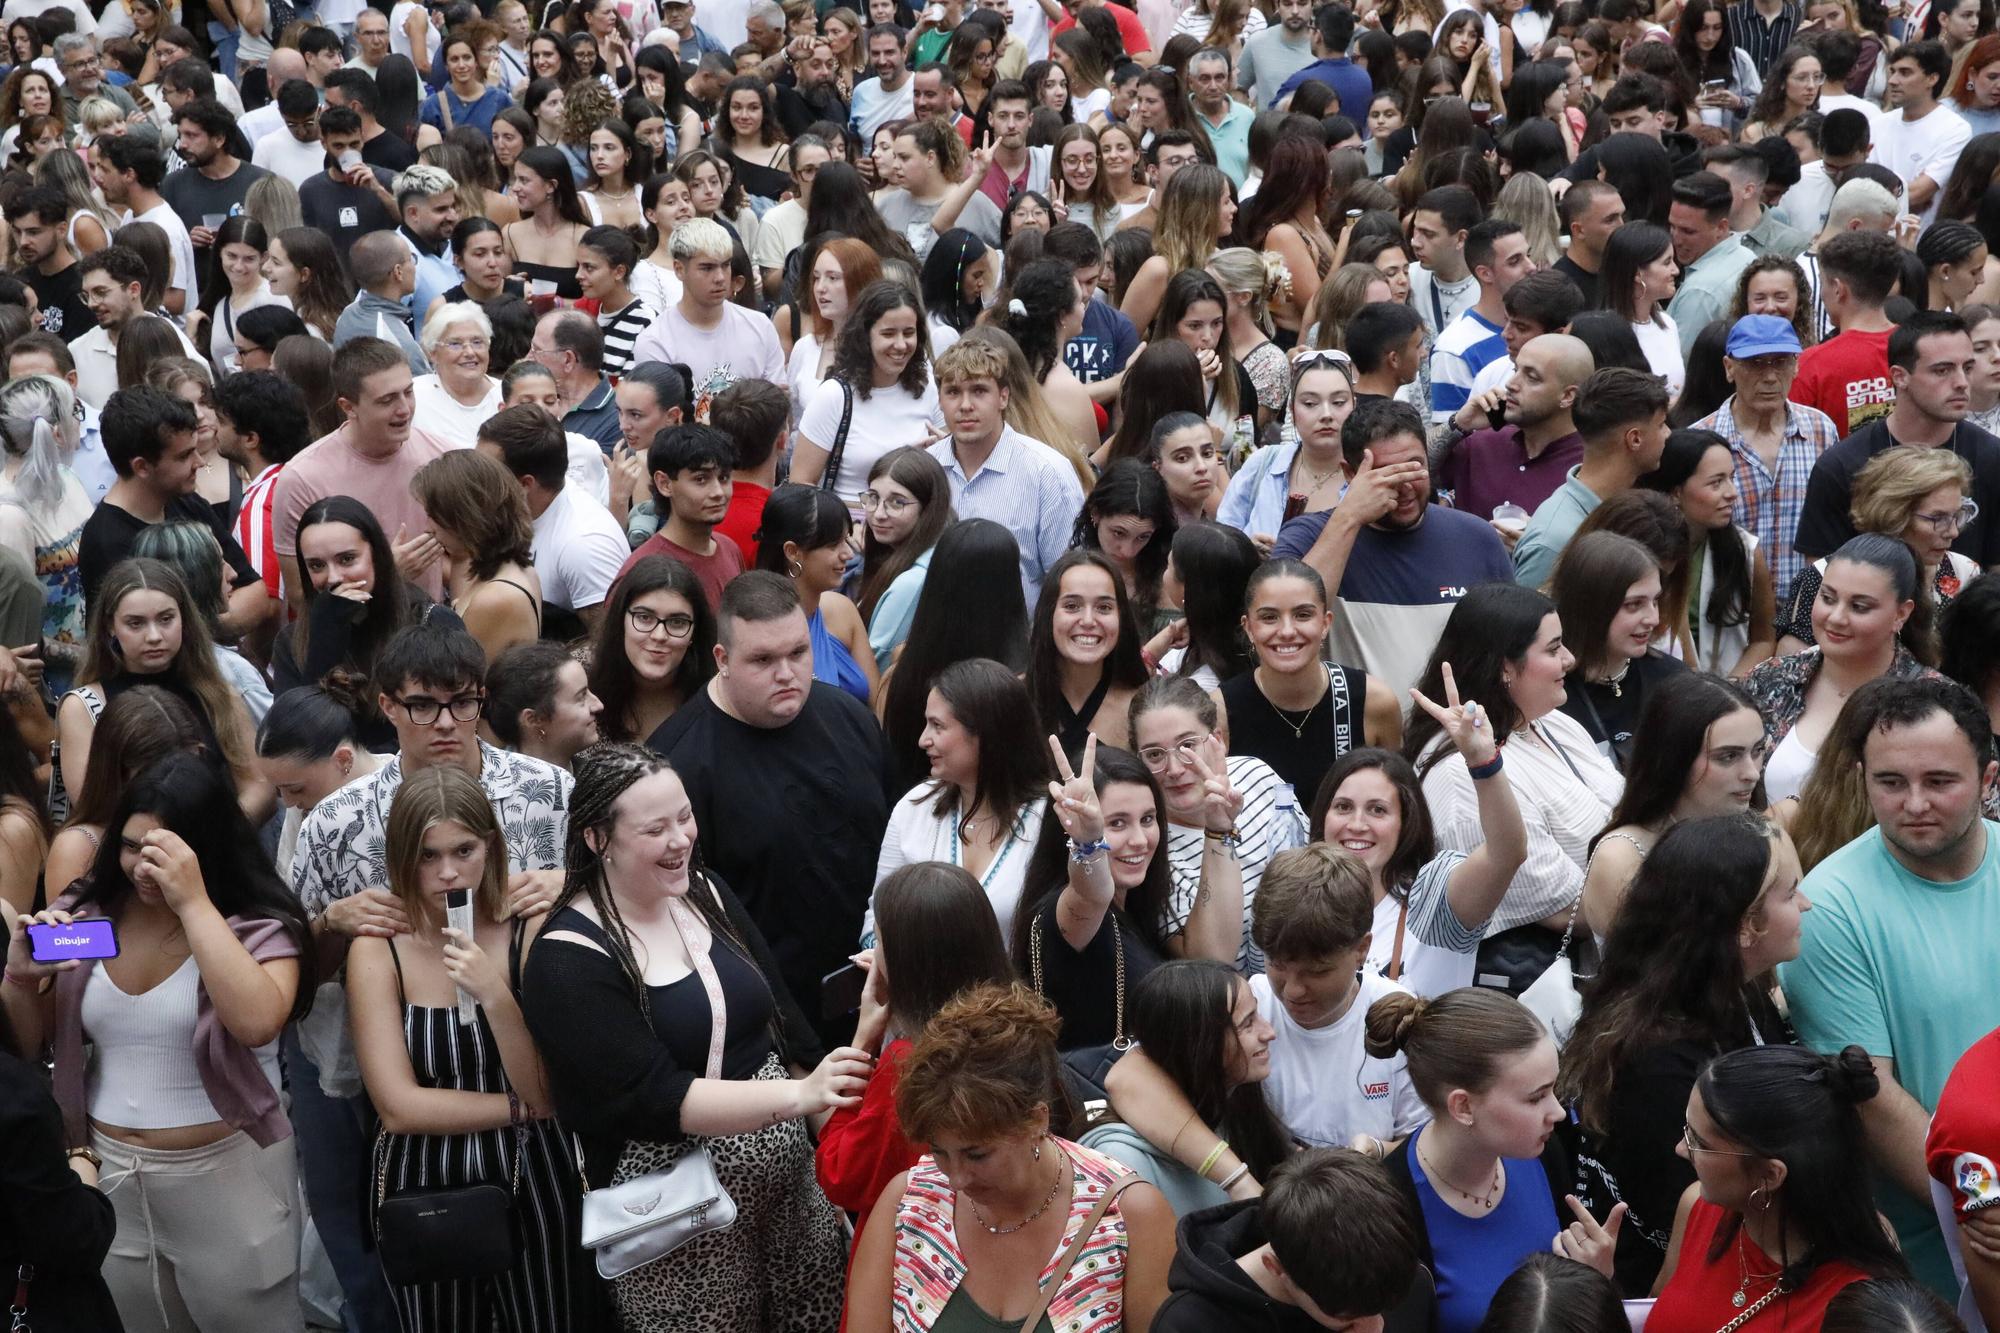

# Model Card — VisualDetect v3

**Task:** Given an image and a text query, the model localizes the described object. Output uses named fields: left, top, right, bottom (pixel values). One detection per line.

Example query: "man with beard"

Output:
left=91, top=134, right=197, bottom=322
left=68, top=244, right=203, bottom=411
left=1511, top=366, right=1672, bottom=587
left=1237, top=0, right=1315, bottom=110
left=298, top=105, right=400, bottom=253
left=1273, top=396, right=1515, bottom=695
left=160, top=97, right=271, bottom=282
left=1442, top=332, right=1592, bottom=538
left=773, top=36, right=848, bottom=138
left=3, top=186, right=90, bottom=342
left=1782, top=676, right=2000, bottom=1294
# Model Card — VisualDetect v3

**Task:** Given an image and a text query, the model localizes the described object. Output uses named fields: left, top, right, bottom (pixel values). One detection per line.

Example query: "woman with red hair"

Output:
left=1948, top=31, right=2000, bottom=134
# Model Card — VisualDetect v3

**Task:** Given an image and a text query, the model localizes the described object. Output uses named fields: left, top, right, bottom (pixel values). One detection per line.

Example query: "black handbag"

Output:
left=373, top=1122, right=526, bottom=1286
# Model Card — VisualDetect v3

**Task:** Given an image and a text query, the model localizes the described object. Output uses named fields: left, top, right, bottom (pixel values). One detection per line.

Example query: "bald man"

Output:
left=237, top=48, right=309, bottom=147
left=333, top=231, right=431, bottom=374
left=1442, top=332, right=1594, bottom=534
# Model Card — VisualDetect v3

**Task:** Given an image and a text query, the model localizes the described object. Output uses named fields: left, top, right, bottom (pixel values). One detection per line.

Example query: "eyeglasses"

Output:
left=1915, top=499, right=1980, bottom=532
left=1137, top=736, right=1204, bottom=771
left=1682, top=1123, right=1760, bottom=1158
left=395, top=693, right=483, bottom=724
left=859, top=490, right=916, bottom=515
left=440, top=337, right=489, bottom=352
left=627, top=606, right=696, bottom=638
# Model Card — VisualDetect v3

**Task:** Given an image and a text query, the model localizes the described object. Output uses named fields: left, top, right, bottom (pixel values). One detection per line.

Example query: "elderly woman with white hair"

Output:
left=410, top=301, right=503, bottom=447
left=0, top=373, right=92, bottom=695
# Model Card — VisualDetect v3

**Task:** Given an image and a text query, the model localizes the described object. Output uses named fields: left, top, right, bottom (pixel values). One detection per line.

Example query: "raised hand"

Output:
left=1334, top=448, right=1427, bottom=527
left=1409, top=662, right=1497, bottom=767
left=1046, top=732, right=1103, bottom=844
left=392, top=524, right=444, bottom=581
left=1552, top=1196, right=1626, bottom=1278
left=137, top=829, right=209, bottom=917
left=965, top=132, right=995, bottom=180
left=1187, top=734, right=1243, bottom=834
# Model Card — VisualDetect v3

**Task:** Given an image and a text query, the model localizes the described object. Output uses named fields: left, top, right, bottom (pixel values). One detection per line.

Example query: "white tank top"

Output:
left=81, top=955, right=282, bottom=1130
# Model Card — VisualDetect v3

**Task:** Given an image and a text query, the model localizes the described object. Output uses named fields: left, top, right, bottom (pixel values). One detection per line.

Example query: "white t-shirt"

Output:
left=1871, top=102, right=1972, bottom=225
left=389, top=0, right=440, bottom=67
left=798, top=375, right=943, bottom=502
left=410, top=374, right=502, bottom=449
left=253, top=130, right=330, bottom=188
left=629, top=257, right=683, bottom=315
left=869, top=786, right=1048, bottom=943
left=850, top=75, right=916, bottom=143
left=531, top=483, right=628, bottom=614
left=787, top=331, right=829, bottom=438
left=1363, top=851, right=1485, bottom=999
left=1250, top=969, right=1430, bottom=1149
left=1631, top=313, right=1685, bottom=399
left=751, top=197, right=807, bottom=278
left=206, top=285, right=290, bottom=374
left=126, top=202, right=197, bottom=326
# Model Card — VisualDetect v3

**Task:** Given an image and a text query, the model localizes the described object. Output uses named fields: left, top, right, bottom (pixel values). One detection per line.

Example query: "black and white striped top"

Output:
left=1162, top=754, right=1310, bottom=975
left=597, top=296, right=657, bottom=379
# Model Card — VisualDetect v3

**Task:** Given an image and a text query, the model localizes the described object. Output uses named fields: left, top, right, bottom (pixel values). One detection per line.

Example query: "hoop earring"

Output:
left=1748, top=1186, right=1768, bottom=1212
left=788, top=558, right=802, bottom=577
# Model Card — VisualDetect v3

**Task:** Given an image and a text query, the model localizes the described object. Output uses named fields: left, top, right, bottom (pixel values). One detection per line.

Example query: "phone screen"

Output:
left=28, top=918, right=120, bottom=963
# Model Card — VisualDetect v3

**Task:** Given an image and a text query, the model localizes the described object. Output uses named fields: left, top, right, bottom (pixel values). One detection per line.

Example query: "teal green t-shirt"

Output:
left=1778, top=819, right=2000, bottom=1296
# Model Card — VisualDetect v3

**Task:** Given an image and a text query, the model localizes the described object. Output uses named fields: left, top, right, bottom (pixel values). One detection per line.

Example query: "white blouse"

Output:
left=868, top=785, right=1048, bottom=944
left=1420, top=709, right=1623, bottom=936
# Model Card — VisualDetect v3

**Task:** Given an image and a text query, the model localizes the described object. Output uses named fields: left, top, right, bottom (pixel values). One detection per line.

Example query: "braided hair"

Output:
left=554, top=741, right=760, bottom=1021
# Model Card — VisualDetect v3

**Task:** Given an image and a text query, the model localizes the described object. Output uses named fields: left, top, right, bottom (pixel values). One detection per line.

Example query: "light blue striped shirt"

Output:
left=928, top=427, right=1086, bottom=610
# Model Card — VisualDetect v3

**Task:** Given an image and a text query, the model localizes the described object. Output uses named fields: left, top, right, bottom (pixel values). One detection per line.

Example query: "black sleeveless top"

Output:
left=1217, top=663, right=1365, bottom=806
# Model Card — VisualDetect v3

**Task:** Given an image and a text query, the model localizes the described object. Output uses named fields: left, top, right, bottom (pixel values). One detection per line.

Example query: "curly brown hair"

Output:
left=895, top=982, right=1072, bottom=1146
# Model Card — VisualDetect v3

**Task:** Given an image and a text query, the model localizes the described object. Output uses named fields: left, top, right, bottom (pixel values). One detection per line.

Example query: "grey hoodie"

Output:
left=333, top=290, right=430, bottom=375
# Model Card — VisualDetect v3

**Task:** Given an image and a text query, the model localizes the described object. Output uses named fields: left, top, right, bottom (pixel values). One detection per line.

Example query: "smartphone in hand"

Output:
left=28, top=918, right=119, bottom=963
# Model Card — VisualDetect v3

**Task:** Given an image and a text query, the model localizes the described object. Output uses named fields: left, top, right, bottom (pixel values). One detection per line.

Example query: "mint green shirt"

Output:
left=1779, top=819, right=2000, bottom=1295
left=1666, top=233, right=1757, bottom=357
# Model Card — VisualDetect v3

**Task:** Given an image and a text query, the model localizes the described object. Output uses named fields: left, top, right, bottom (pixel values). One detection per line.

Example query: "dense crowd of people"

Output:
left=0, top=0, right=1999, bottom=1328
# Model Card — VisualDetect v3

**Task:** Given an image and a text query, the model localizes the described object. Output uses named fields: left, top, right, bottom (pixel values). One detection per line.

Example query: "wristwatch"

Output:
left=67, top=1145, right=103, bottom=1169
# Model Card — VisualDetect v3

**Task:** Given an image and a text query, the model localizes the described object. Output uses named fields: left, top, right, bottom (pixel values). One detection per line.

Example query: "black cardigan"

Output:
left=1383, top=1127, right=1579, bottom=1272
left=0, top=1050, right=121, bottom=1332
left=516, top=870, right=827, bottom=1187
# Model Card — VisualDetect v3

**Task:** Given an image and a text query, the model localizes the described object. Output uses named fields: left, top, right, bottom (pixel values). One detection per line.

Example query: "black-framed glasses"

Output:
left=395, top=693, right=483, bottom=724
left=627, top=606, right=696, bottom=638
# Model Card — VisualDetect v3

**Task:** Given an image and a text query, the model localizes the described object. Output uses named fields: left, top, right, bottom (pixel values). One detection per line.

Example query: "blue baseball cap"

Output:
left=1726, top=314, right=1802, bottom=359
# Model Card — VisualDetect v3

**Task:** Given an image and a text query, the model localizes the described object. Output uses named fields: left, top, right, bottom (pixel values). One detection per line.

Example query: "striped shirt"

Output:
left=233, top=462, right=285, bottom=600
left=1164, top=754, right=1309, bottom=974
left=1691, top=394, right=1841, bottom=599
left=1796, top=249, right=1833, bottom=343
left=596, top=296, right=657, bottom=379
left=1727, top=0, right=1802, bottom=78
left=1430, top=308, right=1508, bottom=423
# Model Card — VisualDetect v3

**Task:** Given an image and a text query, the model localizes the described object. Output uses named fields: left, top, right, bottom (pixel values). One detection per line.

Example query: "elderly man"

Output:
left=55, top=34, right=137, bottom=121
left=334, top=232, right=430, bottom=373
left=237, top=47, right=310, bottom=145
left=530, top=309, right=622, bottom=454
left=345, top=8, right=392, bottom=74
left=1188, top=48, right=1252, bottom=184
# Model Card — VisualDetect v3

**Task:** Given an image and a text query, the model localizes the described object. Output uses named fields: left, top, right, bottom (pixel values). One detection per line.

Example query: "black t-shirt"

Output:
left=1556, top=650, right=1686, bottom=771
left=1552, top=254, right=1600, bottom=310
left=1793, top=418, right=2000, bottom=566
left=18, top=260, right=92, bottom=344
left=299, top=169, right=400, bottom=255
left=361, top=129, right=419, bottom=173
left=78, top=494, right=263, bottom=603
left=1022, top=890, right=1163, bottom=1052
left=774, top=83, right=848, bottom=140
left=648, top=682, right=893, bottom=1039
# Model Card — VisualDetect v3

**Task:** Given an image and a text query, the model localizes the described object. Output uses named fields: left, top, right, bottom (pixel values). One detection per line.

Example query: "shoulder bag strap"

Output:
left=667, top=877, right=728, bottom=1080
left=819, top=378, right=855, bottom=493
left=440, top=87, right=455, bottom=132
left=1016, top=1174, right=1142, bottom=1333
left=1386, top=896, right=1409, bottom=981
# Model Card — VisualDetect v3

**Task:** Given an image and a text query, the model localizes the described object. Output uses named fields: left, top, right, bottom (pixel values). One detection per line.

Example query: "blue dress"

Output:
left=1409, top=1125, right=1561, bottom=1332
left=810, top=608, right=869, bottom=702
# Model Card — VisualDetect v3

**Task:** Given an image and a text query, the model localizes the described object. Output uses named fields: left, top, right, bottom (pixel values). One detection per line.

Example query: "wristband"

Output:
left=1218, top=1162, right=1251, bottom=1190
left=1069, top=837, right=1110, bottom=863
left=1205, top=828, right=1242, bottom=849
left=1197, top=1141, right=1230, bottom=1180
left=507, top=1088, right=523, bottom=1127
left=1467, top=753, right=1504, bottom=781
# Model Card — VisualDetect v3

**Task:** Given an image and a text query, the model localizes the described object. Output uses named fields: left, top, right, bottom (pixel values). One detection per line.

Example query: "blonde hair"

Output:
left=1494, top=171, right=1563, bottom=269
left=77, top=95, right=124, bottom=138
left=956, top=326, right=1096, bottom=488
left=1155, top=163, right=1229, bottom=279
left=385, top=764, right=509, bottom=921
left=1310, top=263, right=1393, bottom=351
left=1207, top=246, right=1282, bottom=337
left=1850, top=446, right=1975, bottom=540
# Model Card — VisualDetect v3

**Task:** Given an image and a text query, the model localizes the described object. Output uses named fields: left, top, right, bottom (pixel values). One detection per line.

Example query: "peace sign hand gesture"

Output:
left=1050, top=176, right=1069, bottom=223
left=1409, top=662, right=1498, bottom=768
left=1046, top=733, right=1103, bottom=844
left=1187, top=735, right=1243, bottom=835
left=966, top=133, right=995, bottom=179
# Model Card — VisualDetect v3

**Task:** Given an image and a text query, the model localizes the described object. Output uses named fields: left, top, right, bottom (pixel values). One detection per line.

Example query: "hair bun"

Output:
left=1362, top=990, right=1427, bottom=1060
left=316, top=667, right=367, bottom=718
left=1824, top=1045, right=1881, bottom=1106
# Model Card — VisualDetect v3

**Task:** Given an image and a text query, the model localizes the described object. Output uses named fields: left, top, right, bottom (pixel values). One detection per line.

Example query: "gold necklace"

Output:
left=1731, top=1230, right=1785, bottom=1309
left=964, top=1144, right=1065, bottom=1234
left=1418, top=1139, right=1503, bottom=1211
left=1597, top=659, right=1632, bottom=698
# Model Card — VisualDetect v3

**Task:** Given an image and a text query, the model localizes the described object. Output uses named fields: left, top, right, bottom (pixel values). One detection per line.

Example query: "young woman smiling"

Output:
left=585, top=555, right=715, bottom=744
left=1073, top=459, right=1177, bottom=636
left=1095, top=121, right=1153, bottom=222
left=484, top=640, right=604, bottom=771
left=1746, top=532, right=1943, bottom=804
left=855, top=446, right=954, bottom=671
left=1218, top=560, right=1403, bottom=811
left=870, top=659, right=1050, bottom=941
left=1050, top=123, right=1115, bottom=237
left=1030, top=549, right=1152, bottom=757
left=793, top=281, right=939, bottom=507
left=1551, top=533, right=1690, bottom=770
left=419, top=28, right=511, bottom=135
left=1740, top=44, right=1824, bottom=144
left=1578, top=671, right=1770, bottom=940
left=263, top=226, right=350, bottom=341
left=197, top=216, right=287, bottom=375
left=631, top=171, right=696, bottom=313
left=710, top=75, right=794, bottom=205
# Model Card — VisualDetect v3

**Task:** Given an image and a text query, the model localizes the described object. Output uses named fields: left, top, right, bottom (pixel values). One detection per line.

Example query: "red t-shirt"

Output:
left=715, top=479, right=771, bottom=569
left=1789, top=327, right=1893, bottom=438
left=1650, top=1198, right=1872, bottom=1331
left=617, top=529, right=743, bottom=612
left=1928, top=1028, right=2000, bottom=1236
left=1052, top=0, right=1150, bottom=58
